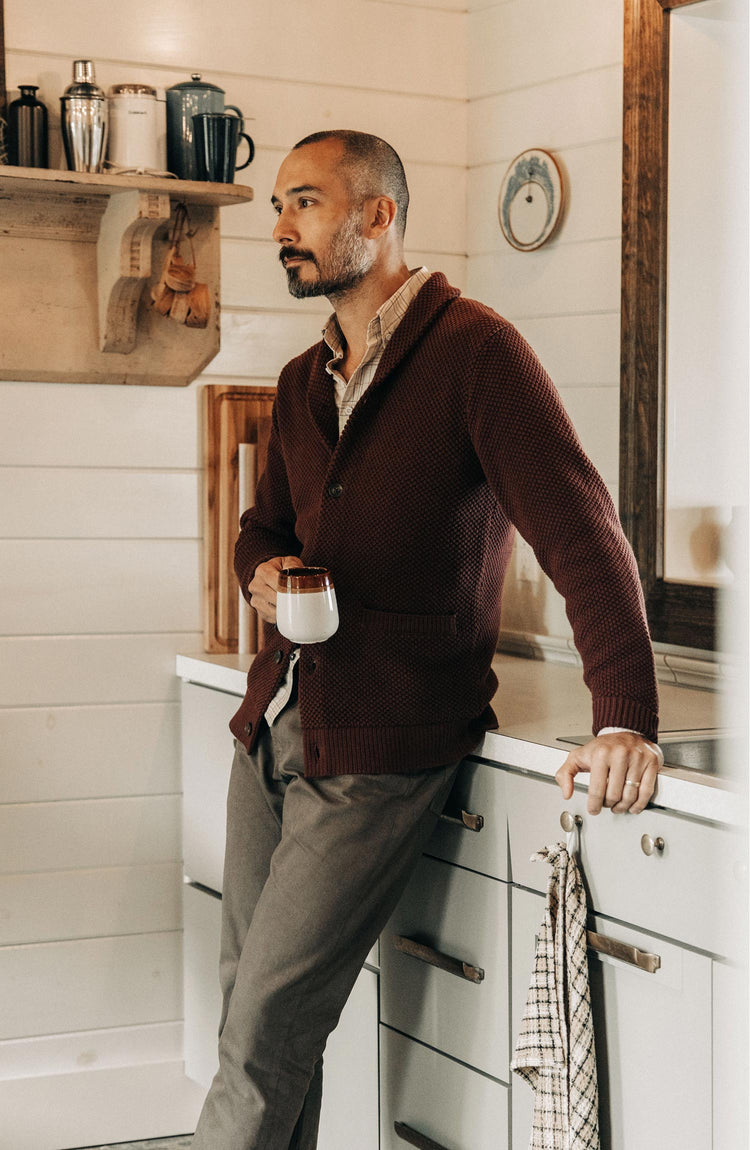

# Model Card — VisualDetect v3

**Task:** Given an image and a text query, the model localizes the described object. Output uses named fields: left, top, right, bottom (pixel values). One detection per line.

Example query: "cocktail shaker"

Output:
left=60, top=60, right=109, bottom=172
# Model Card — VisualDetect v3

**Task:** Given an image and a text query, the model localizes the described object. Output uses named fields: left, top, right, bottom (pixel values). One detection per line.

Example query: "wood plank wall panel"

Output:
left=0, top=468, right=200, bottom=537
left=1, top=0, right=469, bottom=1137
left=0, top=863, right=182, bottom=946
left=5, top=0, right=465, bottom=100
left=0, top=380, right=201, bottom=468
left=0, top=703, right=180, bottom=802
left=0, top=541, right=200, bottom=634
left=468, top=0, right=623, bottom=97
left=0, top=796, right=180, bottom=873
left=0, top=633, right=198, bottom=706
left=0, top=933, right=183, bottom=1039
left=0, top=1020, right=184, bottom=1080
left=467, top=0, right=626, bottom=645
left=468, top=66, right=622, bottom=169
left=0, top=1062, right=205, bottom=1150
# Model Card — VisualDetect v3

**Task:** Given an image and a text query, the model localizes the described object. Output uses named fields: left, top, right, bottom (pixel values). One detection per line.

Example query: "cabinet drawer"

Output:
left=511, top=886, right=712, bottom=1150
left=381, top=855, right=509, bottom=1082
left=505, top=771, right=743, bottom=956
left=380, top=1025, right=509, bottom=1150
left=425, top=758, right=507, bottom=881
left=181, top=680, right=239, bottom=893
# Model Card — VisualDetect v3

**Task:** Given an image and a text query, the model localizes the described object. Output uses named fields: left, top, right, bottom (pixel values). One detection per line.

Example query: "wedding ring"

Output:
left=624, top=779, right=639, bottom=788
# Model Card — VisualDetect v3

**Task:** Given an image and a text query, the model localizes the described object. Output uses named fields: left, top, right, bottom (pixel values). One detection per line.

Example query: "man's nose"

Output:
left=273, top=208, right=296, bottom=245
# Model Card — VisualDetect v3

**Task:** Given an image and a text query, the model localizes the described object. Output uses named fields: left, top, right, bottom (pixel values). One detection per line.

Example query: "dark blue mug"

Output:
left=192, top=112, right=254, bottom=183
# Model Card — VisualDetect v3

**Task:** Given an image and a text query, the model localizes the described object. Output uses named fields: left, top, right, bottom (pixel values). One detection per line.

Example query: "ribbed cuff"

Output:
left=592, top=697, right=659, bottom=743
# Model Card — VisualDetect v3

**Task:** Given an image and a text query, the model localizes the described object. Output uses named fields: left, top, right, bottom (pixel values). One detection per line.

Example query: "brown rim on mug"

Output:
left=278, top=567, right=334, bottom=593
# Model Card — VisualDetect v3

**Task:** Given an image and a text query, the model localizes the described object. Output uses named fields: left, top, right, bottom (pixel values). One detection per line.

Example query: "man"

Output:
left=191, top=130, right=661, bottom=1150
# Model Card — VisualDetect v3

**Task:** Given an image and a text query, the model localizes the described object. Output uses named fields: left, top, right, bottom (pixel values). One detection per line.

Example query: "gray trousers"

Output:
left=191, top=687, right=463, bottom=1150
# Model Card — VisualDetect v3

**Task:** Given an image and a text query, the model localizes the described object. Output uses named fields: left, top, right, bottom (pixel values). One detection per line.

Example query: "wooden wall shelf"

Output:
left=0, top=167, right=253, bottom=386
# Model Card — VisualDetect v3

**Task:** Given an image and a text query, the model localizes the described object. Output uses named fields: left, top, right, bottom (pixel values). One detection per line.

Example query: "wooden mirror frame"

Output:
left=0, top=0, right=6, bottom=128
left=620, top=0, right=716, bottom=650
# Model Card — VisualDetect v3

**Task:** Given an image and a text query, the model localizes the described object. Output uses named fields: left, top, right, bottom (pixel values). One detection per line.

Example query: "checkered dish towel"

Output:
left=511, top=842, right=600, bottom=1150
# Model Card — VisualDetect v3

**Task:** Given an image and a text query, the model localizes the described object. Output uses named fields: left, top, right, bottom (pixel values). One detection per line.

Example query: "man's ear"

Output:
left=365, top=195, right=399, bottom=236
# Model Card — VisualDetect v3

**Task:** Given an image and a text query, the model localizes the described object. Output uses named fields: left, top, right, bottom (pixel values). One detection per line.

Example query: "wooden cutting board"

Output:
left=202, top=383, right=276, bottom=652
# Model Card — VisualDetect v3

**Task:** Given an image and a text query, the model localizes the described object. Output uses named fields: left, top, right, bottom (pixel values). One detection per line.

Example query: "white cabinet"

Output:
left=511, top=885, right=713, bottom=1150
left=380, top=1025, right=509, bottom=1150
left=317, top=967, right=379, bottom=1150
left=505, top=770, right=742, bottom=958
left=712, top=957, right=750, bottom=1148
left=378, top=768, right=512, bottom=1150
left=180, top=672, right=738, bottom=1149
left=425, top=758, right=508, bottom=881
left=181, top=680, right=237, bottom=893
left=183, top=881, right=223, bottom=1090
left=381, top=854, right=510, bottom=1083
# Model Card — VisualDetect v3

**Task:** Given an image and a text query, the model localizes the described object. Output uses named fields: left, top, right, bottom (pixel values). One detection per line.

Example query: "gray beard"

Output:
left=284, top=213, right=374, bottom=300
left=286, top=262, right=369, bottom=300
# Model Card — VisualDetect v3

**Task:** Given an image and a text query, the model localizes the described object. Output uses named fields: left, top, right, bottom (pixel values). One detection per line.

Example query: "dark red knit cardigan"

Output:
left=229, top=273, right=658, bottom=775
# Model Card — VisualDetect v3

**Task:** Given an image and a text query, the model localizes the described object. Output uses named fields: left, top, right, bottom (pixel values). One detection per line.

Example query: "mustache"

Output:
left=279, top=246, right=317, bottom=266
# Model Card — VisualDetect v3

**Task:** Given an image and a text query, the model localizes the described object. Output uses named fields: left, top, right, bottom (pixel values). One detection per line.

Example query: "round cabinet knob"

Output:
left=640, top=833, right=665, bottom=856
left=560, top=811, right=582, bottom=833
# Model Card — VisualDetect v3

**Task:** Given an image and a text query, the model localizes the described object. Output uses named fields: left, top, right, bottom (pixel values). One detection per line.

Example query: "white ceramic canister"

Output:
left=107, top=83, right=161, bottom=172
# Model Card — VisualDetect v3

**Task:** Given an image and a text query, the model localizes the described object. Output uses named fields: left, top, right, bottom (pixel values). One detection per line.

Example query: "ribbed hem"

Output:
left=300, top=717, right=493, bottom=778
left=592, top=697, right=659, bottom=743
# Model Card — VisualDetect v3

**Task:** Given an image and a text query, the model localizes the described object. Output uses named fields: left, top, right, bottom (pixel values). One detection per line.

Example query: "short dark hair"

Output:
left=293, top=129, right=410, bottom=240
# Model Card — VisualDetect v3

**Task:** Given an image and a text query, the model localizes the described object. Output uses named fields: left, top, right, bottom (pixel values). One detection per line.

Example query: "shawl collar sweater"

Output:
left=230, top=273, right=658, bottom=776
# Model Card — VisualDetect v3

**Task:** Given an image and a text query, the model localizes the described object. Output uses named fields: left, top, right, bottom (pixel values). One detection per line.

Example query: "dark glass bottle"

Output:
left=8, top=85, right=49, bottom=168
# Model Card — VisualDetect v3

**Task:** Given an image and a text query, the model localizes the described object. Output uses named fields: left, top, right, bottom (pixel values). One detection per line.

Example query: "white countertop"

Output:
left=176, top=651, right=745, bottom=826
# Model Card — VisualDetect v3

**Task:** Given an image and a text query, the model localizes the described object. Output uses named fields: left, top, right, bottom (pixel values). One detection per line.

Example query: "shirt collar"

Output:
left=322, top=267, right=430, bottom=362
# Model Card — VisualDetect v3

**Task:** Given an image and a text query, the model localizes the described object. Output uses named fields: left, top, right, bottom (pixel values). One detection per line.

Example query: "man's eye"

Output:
left=299, top=198, right=314, bottom=208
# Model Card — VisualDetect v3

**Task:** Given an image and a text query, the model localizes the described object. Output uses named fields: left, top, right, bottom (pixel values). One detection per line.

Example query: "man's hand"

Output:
left=556, top=731, right=662, bottom=815
left=247, top=555, right=304, bottom=625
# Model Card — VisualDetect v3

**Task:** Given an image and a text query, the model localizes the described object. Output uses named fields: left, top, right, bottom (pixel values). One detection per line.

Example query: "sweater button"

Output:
left=244, top=721, right=253, bottom=736
left=327, top=481, right=343, bottom=498
left=273, top=649, right=284, bottom=664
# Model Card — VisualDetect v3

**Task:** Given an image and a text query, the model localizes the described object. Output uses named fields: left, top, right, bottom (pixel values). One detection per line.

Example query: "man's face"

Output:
left=271, top=140, right=374, bottom=299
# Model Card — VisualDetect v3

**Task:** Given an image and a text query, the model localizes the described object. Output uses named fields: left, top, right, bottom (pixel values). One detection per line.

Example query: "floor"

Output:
left=79, top=1139, right=192, bottom=1149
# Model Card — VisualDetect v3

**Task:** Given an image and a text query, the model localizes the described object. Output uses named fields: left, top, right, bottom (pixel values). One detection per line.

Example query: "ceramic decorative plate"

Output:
left=498, top=148, right=564, bottom=251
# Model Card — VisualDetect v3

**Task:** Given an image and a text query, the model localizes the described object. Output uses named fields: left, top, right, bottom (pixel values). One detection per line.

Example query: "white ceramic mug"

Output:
left=276, top=567, right=339, bottom=644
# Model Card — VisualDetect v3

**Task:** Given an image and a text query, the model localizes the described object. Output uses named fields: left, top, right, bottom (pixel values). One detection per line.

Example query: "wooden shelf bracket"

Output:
left=97, top=189, right=172, bottom=353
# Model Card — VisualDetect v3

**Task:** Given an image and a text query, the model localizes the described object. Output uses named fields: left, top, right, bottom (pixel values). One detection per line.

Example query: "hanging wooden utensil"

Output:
left=185, top=281, right=211, bottom=328
left=151, top=202, right=211, bottom=327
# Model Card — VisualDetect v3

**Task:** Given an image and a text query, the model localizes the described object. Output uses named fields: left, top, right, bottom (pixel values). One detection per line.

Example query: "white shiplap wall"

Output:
left=466, top=0, right=625, bottom=646
left=0, top=1, right=467, bottom=1144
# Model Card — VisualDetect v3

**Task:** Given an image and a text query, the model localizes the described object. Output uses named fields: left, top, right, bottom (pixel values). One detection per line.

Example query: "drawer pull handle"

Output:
left=393, top=934, right=485, bottom=984
left=394, top=1120, right=453, bottom=1150
left=587, top=929, right=661, bottom=973
left=439, top=808, right=484, bottom=832
left=640, top=833, right=665, bottom=856
left=560, top=811, right=582, bottom=833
